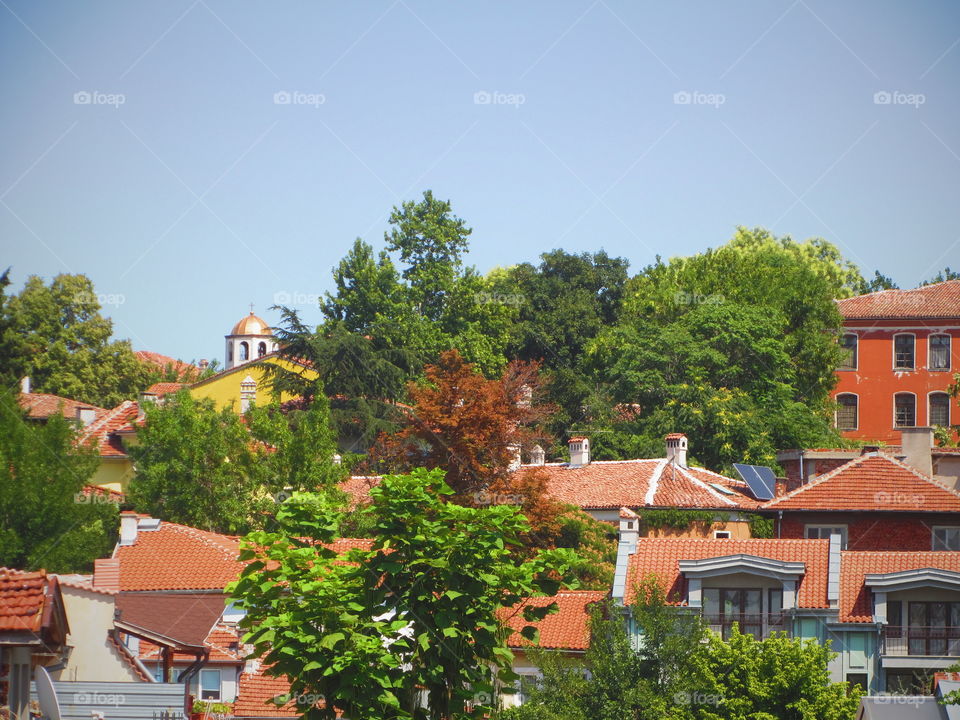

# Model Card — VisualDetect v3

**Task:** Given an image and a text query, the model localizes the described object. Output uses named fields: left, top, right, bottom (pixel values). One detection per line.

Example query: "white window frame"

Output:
left=199, top=668, right=222, bottom=701
left=929, top=334, right=952, bottom=371
left=928, top=391, right=951, bottom=428
left=894, top=392, right=917, bottom=428
left=713, top=530, right=732, bottom=539
left=835, top=393, right=859, bottom=431
left=893, top=333, right=916, bottom=370
left=932, top=526, right=960, bottom=551
left=804, top=525, right=848, bottom=549
left=838, top=333, right=858, bottom=370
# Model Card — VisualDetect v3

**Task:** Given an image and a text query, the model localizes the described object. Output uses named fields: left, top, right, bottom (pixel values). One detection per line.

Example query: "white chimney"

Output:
left=665, top=433, right=688, bottom=467
left=568, top=437, right=590, bottom=467
left=20, top=376, right=30, bottom=394
left=507, top=443, right=522, bottom=472
left=119, top=512, right=140, bottom=546
left=332, top=453, right=342, bottom=466
left=530, top=444, right=545, bottom=466
left=75, top=406, right=97, bottom=426
left=900, top=427, right=933, bottom=476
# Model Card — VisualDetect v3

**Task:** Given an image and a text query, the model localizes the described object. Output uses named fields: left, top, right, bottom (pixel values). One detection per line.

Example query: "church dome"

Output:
left=229, top=311, right=272, bottom=337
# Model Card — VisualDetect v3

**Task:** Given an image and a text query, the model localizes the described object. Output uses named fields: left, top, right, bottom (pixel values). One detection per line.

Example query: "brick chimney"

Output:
left=900, top=427, right=934, bottom=476
left=568, top=437, right=590, bottom=467
left=665, top=433, right=688, bottom=467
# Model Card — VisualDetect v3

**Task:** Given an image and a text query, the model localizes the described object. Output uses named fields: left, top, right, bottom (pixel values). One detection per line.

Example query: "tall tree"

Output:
left=0, top=390, right=116, bottom=572
left=230, top=467, right=578, bottom=720
left=921, top=267, right=960, bottom=286
left=5, top=273, right=161, bottom=407
left=0, top=269, right=27, bottom=391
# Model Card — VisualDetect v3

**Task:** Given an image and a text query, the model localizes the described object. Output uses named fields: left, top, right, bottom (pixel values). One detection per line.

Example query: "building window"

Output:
left=257, top=341, right=267, bottom=357
left=930, top=334, right=951, bottom=371
left=894, top=393, right=916, bottom=427
left=518, top=674, right=540, bottom=705
left=893, top=334, right=915, bottom=370
left=835, top=394, right=858, bottom=431
left=933, top=527, right=960, bottom=551
left=838, top=333, right=857, bottom=370
left=703, top=588, right=772, bottom=639
left=846, top=674, right=867, bottom=694
left=930, top=392, right=951, bottom=427
left=804, top=525, right=848, bottom=549
left=713, top=530, right=731, bottom=539
left=907, top=602, right=960, bottom=656
left=228, top=344, right=233, bottom=362
left=239, top=341, right=249, bottom=362
left=200, top=669, right=221, bottom=700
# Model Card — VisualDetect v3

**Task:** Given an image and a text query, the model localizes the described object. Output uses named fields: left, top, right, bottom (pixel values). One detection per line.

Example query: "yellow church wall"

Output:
left=188, top=356, right=318, bottom=412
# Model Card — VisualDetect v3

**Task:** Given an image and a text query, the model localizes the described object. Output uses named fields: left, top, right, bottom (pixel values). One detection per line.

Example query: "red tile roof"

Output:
left=0, top=568, right=51, bottom=632
left=135, top=351, right=199, bottom=381
left=145, top=382, right=188, bottom=397
left=837, top=279, right=960, bottom=320
left=499, top=591, right=606, bottom=650
left=839, top=551, right=960, bottom=622
left=338, top=476, right=382, bottom=507
left=78, top=401, right=140, bottom=458
left=623, top=538, right=830, bottom=608
left=139, top=623, right=243, bottom=663
left=516, top=460, right=762, bottom=511
left=233, top=668, right=299, bottom=717
left=762, top=453, right=960, bottom=512
left=18, top=392, right=106, bottom=421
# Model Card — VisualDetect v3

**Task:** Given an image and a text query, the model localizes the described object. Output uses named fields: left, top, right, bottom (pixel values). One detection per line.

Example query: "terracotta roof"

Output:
left=115, top=592, right=229, bottom=650
left=837, top=279, right=960, bottom=320
left=762, top=453, right=960, bottom=512
left=339, top=476, right=382, bottom=507
left=18, top=392, right=106, bottom=421
left=53, top=573, right=117, bottom=597
left=78, top=401, right=139, bottom=458
left=499, top=591, right=606, bottom=650
left=234, top=668, right=299, bottom=717
left=0, top=568, right=51, bottom=632
left=839, top=551, right=960, bottom=622
left=516, top=460, right=763, bottom=511
left=139, top=623, right=243, bottom=663
left=623, top=538, right=830, bottom=608
left=145, top=382, right=188, bottom=397
left=135, top=351, right=199, bottom=381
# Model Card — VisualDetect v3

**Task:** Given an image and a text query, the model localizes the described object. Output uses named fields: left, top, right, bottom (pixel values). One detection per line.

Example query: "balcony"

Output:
left=882, top=626, right=960, bottom=656
left=702, top=613, right=788, bottom=640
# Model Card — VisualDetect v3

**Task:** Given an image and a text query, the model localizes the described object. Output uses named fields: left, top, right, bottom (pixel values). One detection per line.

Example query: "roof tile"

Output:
left=837, top=279, right=960, bottom=320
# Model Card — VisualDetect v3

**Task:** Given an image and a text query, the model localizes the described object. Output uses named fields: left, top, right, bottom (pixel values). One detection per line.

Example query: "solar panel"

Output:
left=733, top=463, right=776, bottom=501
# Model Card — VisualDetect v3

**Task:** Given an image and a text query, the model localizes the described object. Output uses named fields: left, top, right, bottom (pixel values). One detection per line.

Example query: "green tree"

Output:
left=921, top=267, right=960, bottom=286
left=858, top=270, right=898, bottom=293
left=230, top=468, right=578, bottom=720
left=6, top=274, right=160, bottom=407
left=0, top=390, right=116, bottom=572
left=0, top=269, right=28, bottom=391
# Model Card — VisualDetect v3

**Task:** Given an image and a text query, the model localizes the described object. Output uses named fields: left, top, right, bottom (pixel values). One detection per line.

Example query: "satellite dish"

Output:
left=35, top=666, right=62, bottom=720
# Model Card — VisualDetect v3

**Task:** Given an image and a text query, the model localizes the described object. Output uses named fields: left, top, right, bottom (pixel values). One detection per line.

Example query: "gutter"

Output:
left=179, top=648, right=211, bottom=714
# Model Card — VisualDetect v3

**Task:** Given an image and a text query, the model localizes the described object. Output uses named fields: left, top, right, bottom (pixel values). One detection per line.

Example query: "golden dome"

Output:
left=229, top=311, right=272, bottom=337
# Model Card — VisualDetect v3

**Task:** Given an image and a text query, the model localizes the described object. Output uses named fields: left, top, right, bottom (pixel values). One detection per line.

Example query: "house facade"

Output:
left=832, top=280, right=960, bottom=443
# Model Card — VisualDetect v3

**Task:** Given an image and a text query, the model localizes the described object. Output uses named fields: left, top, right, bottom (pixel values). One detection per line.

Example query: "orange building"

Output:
left=832, top=280, right=960, bottom=443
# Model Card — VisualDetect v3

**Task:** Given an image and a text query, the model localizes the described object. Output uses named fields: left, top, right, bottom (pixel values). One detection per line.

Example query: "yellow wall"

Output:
left=90, top=456, right=135, bottom=494
left=188, top=356, right=318, bottom=412
left=646, top=519, right=753, bottom=539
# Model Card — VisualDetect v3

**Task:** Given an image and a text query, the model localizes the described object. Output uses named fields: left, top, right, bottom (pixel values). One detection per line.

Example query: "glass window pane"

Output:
left=895, top=335, right=915, bottom=369
left=895, top=394, right=916, bottom=427
left=931, top=335, right=951, bottom=370
left=745, top=590, right=761, bottom=615
left=930, top=394, right=950, bottom=427
left=909, top=603, right=926, bottom=627
left=839, top=335, right=857, bottom=369
left=836, top=395, right=857, bottom=430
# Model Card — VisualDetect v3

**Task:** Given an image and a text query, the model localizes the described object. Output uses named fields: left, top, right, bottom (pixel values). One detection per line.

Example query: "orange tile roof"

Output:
left=837, top=279, right=960, bottom=320
left=139, top=623, right=243, bottom=663
left=0, top=568, right=50, bottom=632
left=338, top=476, right=382, bottom=507
left=135, top=351, right=199, bottom=381
left=233, top=668, right=299, bottom=717
left=499, top=590, right=606, bottom=650
left=145, top=382, right=188, bottom=397
left=762, top=453, right=960, bottom=512
left=18, top=392, right=106, bottom=421
left=78, top=401, right=139, bottom=458
left=623, top=537, right=830, bottom=608
left=517, top=460, right=763, bottom=511
left=839, top=551, right=960, bottom=622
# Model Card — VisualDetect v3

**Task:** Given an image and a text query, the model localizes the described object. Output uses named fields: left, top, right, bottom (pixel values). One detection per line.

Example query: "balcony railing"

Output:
left=882, top=626, right=960, bottom=656
left=702, top=613, right=788, bottom=640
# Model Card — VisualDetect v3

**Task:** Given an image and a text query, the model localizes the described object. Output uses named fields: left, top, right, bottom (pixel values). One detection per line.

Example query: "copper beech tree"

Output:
left=367, top=349, right=562, bottom=541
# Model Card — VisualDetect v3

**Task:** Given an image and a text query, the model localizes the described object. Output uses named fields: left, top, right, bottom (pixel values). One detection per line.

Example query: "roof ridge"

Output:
left=761, top=453, right=873, bottom=507
left=164, top=523, right=240, bottom=561
left=79, top=399, right=138, bottom=442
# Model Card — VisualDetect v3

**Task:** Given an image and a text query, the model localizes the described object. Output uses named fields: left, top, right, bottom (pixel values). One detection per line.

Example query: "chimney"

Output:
left=20, top=376, right=30, bottom=394
left=119, top=511, right=140, bottom=546
left=665, top=433, right=688, bottom=467
left=75, top=406, right=97, bottom=426
left=332, top=453, right=342, bottom=466
left=93, top=558, right=120, bottom=592
left=530, top=444, right=545, bottom=466
left=900, top=427, right=934, bottom=476
left=827, top=533, right=842, bottom=608
left=507, top=443, right=521, bottom=472
left=137, top=392, right=157, bottom=421
left=860, top=445, right=880, bottom=456
left=568, top=437, right=590, bottom=467
left=612, top=507, right=640, bottom=604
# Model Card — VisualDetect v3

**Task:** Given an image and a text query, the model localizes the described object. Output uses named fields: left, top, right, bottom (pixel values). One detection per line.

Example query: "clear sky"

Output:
left=2, top=1, right=958, bottom=364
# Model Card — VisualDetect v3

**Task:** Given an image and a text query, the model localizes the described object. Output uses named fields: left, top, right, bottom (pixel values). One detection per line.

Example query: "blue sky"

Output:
left=2, top=1, right=958, bottom=364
